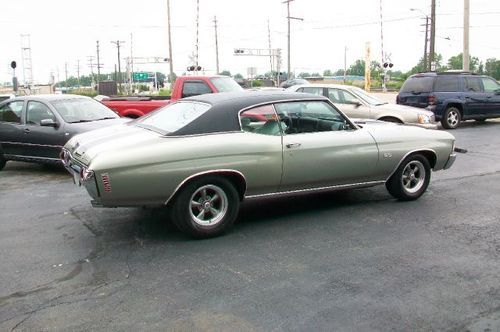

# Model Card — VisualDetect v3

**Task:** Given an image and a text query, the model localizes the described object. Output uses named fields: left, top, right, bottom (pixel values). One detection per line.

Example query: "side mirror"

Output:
left=353, top=101, right=362, bottom=108
left=40, top=118, right=59, bottom=128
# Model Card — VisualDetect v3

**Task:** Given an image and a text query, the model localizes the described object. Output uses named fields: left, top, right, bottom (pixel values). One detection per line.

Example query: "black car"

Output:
left=397, top=71, right=500, bottom=129
left=0, top=94, right=126, bottom=170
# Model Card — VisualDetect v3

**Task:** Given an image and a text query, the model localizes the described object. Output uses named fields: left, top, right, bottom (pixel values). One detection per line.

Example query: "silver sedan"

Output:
left=288, top=84, right=436, bottom=128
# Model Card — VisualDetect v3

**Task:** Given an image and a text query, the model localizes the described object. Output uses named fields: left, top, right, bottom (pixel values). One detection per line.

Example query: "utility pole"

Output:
left=282, top=0, right=303, bottom=79
left=268, top=20, right=274, bottom=74
left=213, top=16, right=220, bottom=74
left=111, top=40, right=125, bottom=92
left=463, top=0, right=470, bottom=71
left=344, top=46, right=347, bottom=83
left=379, top=0, right=387, bottom=92
left=424, top=16, right=429, bottom=71
left=167, top=0, right=174, bottom=83
left=130, top=33, right=134, bottom=86
left=64, top=62, right=68, bottom=89
left=87, top=56, right=96, bottom=88
left=195, top=0, right=200, bottom=68
left=429, top=0, right=436, bottom=71
left=96, top=41, right=101, bottom=88
left=75, top=59, right=80, bottom=87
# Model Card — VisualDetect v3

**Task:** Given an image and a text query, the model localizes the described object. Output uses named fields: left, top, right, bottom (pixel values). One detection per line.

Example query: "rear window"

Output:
left=434, top=76, right=459, bottom=92
left=137, top=101, right=210, bottom=134
left=210, top=77, right=243, bottom=93
left=400, top=76, right=435, bottom=93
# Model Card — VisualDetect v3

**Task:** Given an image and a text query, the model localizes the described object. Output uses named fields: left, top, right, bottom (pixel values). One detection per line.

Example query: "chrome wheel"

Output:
left=446, top=109, right=459, bottom=128
left=189, top=184, right=228, bottom=226
left=401, top=160, right=426, bottom=194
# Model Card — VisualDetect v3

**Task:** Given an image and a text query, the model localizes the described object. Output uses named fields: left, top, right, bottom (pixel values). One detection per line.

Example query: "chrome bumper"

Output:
left=61, top=148, right=100, bottom=200
left=443, top=153, right=457, bottom=170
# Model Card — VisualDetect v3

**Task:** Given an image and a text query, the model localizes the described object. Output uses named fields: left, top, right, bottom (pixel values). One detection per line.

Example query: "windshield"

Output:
left=52, top=98, right=118, bottom=122
left=400, top=76, right=435, bottom=93
left=210, top=77, right=243, bottom=92
left=349, top=87, right=386, bottom=106
left=137, top=101, right=211, bottom=134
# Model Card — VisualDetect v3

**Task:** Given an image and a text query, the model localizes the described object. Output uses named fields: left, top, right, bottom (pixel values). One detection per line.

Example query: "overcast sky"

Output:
left=1, top=0, right=499, bottom=85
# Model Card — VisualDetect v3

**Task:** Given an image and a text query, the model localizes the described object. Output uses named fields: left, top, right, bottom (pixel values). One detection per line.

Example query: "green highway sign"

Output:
left=133, top=72, right=150, bottom=81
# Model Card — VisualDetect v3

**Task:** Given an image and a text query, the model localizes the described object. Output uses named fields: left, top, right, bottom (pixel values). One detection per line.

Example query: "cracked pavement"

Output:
left=0, top=120, right=499, bottom=331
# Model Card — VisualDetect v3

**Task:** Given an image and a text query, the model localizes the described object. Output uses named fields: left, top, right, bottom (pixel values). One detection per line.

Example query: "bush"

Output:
left=157, top=88, right=171, bottom=96
left=69, top=89, right=98, bottom=97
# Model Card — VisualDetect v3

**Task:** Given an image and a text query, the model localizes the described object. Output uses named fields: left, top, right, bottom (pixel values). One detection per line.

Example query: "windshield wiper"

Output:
left=69, top=119, right=93, bottom=123
left=93, top=117, right=117, bottom=121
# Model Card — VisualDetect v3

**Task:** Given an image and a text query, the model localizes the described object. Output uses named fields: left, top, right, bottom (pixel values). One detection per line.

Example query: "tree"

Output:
left=220, top=70, right=231, bottom=76
left=447, top=53, right=479, bottom=71
left=348, top=60, right=365, bottom=76
left=311, top=72, right=321, bottom=77
left=323, top=69, right=333, bottom=76
left=485, top=58, right=500, bottom=80
left=334, top=69, right=344, bottom=76
left=298, top=72, right=311, bottom=78
left=233, top=73, right=244, bottom=80
left=407, top=53, right=444, bottom=75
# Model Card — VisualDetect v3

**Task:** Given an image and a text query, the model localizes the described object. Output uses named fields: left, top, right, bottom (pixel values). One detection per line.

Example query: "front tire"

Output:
left=441, top=106, right=461, bottom=129
left=386, top=154, right=431, bottom=201
left=170, top=176, right=240, bottom=238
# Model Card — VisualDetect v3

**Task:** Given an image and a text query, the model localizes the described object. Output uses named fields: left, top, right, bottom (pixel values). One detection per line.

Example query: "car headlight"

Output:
left=80, top=167, right=95, bottom=182
left=418, top=114, right=432, bottom=124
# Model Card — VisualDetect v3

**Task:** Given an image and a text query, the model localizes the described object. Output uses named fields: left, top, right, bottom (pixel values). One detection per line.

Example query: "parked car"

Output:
left=0, top=94, right=126, bottom=170
left=101, top=75, right=243, bottom=118
left=397, top=71, right=500, bottom=129
left=288, top=84, right=436, bottom=128
left=0, top=94, right=15, bottom=103
left=62, top=91, right=458, bottom=238
left=280, top=78, right=309, bottom=89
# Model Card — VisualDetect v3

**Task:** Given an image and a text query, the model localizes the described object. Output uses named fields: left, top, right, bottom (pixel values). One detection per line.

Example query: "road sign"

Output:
left=133, top=72, right=150, bottom=81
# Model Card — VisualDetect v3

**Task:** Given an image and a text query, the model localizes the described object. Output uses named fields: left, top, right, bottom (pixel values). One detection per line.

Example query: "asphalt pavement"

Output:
left=0, top=119, right=499, bottom=331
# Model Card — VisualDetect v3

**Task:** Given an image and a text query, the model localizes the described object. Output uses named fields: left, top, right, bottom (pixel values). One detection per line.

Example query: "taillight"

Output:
left=428, top=95, right=436, bottom=105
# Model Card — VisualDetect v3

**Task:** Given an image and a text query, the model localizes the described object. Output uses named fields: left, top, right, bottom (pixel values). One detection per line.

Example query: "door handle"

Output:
left=286, top=143, right=301, bottom=149
left=24, top=128, right=31, bottom=134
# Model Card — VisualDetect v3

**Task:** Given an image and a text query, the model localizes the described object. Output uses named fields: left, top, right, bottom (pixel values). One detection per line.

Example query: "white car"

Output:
left=288, top=84, right=436, bottom=129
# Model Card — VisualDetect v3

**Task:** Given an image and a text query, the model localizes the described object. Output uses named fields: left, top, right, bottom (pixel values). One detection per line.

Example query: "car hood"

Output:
left=374, top=103, right=434, bottom=116
left=65, top=122, right=161, bottom=166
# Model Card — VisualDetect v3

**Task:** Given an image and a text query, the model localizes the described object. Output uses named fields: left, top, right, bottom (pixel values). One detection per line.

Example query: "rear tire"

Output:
left=441, top=106, right=461, bottom=129
left=0, top=150, right=6, bottom=171
left=379, top=117, right=403, bottom=124
left=386, top=154, right=431, bottom=201
left=169, top=176, right=240, bottom=238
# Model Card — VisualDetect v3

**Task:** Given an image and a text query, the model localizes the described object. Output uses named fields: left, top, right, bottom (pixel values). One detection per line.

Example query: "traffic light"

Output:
left=187, top=66, right=202, bottom=71
left=383, top=62, right=394, bottom=68
left=234, top=49, right=245, bottom=54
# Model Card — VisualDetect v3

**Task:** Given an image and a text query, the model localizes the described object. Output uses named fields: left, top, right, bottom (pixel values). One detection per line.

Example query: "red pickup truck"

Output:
left=101, top=75, right=243, bottom=118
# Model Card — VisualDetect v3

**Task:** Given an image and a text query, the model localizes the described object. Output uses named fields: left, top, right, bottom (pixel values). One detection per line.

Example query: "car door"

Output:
left=463, top=76, right=488, bottom=117
left=0, top=100, right=26, bottom=157
left=238, top=105, right=285, bottom=195
left=329, top=88, right=371, bottom=119
left=481, top=77, right=500, bottom=116
left=21, top=100, right=66, bottom=159
left=274, top=100, right=379, bottom=192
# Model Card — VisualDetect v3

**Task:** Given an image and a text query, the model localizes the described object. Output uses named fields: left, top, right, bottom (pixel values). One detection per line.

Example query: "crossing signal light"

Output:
left=383, top=62, right=394, bottom=68
left=234, top=49, right=245, bottom=54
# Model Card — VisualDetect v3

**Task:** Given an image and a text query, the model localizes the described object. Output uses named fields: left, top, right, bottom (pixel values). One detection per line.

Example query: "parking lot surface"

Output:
left=1, top=120, right=499, bottom=331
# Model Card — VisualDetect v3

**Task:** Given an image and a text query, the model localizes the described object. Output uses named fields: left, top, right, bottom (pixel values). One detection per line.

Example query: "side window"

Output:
left=26, top=101, right=56, bottom=125
left=340, top=90, right=359, bottom=104
left=274, top=101, right=349, bottom=134
left=301, top=87, right=323, bottom=96
left=482, top=77, right=500, bottom=93
left=464, top=77, right=482, bottom=92
left=239, top=105, right=282, bottom=136
left=0, top=101, right=23, bottom=123
left=182, top=81, right=212, bottom=98
left=435, top=76, right=459, bottom=92
left=327, top=88, right=341, bottom=103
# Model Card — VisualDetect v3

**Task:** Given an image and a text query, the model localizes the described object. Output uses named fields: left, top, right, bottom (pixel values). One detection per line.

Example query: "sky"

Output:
left=1, top=0, right=499, bottom=85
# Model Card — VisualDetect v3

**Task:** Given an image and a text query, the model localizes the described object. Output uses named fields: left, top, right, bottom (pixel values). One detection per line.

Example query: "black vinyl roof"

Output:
left=172, top=91, right=327, bottom=135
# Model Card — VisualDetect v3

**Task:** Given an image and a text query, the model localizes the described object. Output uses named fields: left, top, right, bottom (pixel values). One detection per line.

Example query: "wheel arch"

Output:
left=444, top=102, right=464, bottom=117
left=386, top=149, right=437, bottom=181
left=121, top=109, right=144, bottom=118
left=165, top=169, right=247, bottom=206
left=377, top=116, right=404, bottom=124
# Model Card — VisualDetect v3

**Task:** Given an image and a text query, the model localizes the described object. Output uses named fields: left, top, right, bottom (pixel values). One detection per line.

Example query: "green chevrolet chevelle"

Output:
left=62, top=91, right=457, bottom=238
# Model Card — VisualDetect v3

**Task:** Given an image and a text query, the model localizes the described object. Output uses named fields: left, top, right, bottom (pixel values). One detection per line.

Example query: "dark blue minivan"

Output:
left=397, top=72, right=500, bottom=129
